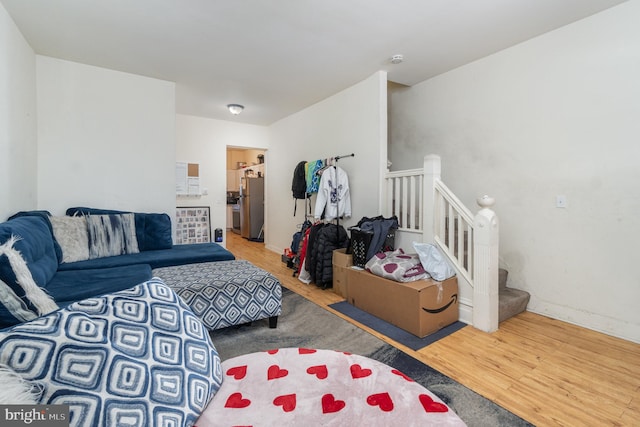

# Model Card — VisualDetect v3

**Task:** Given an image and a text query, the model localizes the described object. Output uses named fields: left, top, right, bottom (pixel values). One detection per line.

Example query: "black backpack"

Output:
left=292, top=161, right=309, bottom=215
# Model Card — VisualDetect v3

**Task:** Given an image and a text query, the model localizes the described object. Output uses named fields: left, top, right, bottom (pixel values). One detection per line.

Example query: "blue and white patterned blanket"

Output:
left=0, top=278, right=223, bottom=427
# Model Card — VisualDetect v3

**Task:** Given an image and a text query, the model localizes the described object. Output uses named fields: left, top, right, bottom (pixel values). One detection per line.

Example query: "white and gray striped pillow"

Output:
left=86, top=214, right=139, bottom=259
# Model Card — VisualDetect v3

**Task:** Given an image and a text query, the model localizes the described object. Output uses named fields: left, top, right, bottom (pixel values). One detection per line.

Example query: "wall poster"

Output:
left=176, top=162, right=201, bottom=195
left=175, top=206, right=211, bottom=244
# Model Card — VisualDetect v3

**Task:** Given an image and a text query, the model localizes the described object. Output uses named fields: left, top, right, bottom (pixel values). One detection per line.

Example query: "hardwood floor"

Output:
left=226, top=231, right=640, bottom=426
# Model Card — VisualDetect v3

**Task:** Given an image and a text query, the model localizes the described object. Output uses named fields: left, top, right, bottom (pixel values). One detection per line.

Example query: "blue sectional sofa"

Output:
left=0, top=208, right=235, bottom=329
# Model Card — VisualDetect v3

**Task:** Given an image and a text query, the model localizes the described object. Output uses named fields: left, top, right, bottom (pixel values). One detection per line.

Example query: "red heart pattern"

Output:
left=273, top=394, right=297, bottom=412
left=226, top=365, right=247, bottom=380
left=307, top=364, right=328, bottom=379
left=321, top=393, right=346, bottom=413
left=224, top=392, right=251, bottom=408
left=419, top=394, right=449, bottom=413
left=367, top=392, right=394, bottom=412
left=204, top=348, right=462, bottom=426
left=267, top=365, right=288, bottom=380
left=350, top=364, right=372, bottom=379
left=391, top=369, right=414, bottom=382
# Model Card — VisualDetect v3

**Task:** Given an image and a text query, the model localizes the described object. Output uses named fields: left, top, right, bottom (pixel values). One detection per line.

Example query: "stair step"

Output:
left=499, top=287, right=530, bottom=323
left=499, top=268, right=508, bottom=291
left=498, top=268, right=530, bottom=322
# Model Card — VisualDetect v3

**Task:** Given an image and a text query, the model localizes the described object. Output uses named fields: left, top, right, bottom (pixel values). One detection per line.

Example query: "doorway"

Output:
left=226, top=147, right=266, bottom=245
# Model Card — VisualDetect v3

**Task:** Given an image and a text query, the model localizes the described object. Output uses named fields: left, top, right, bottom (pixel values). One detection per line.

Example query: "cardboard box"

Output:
left=332, top=248, right=353, bottom=298
left=346, top=268, right=458, bottom=338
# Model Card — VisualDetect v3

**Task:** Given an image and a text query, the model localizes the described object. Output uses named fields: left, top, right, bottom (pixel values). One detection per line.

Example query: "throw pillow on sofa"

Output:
left=67, top=207, right=173, bottom=251
left=0, top=236, right=59, bottom=327
left=0, top=277, right=38, bottom=324
left=0, top=216, right=60, bottom=328
left=49, top=216, right=90, bottom=263
left=86, top=213, right=139, bottom=259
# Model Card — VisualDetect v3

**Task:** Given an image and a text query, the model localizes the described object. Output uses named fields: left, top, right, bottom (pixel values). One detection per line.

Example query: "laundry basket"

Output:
left=349, top=227, right=396, bottom=268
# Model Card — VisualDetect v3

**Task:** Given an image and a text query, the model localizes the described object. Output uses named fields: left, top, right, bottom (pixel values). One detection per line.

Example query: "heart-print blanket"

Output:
left=196, top=347, right=466, bottom=426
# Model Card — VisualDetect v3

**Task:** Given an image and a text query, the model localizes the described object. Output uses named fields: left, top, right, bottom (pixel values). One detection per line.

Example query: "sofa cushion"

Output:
left=46, top=264, right=153, bottom=306
left=136, top=212, right=173, bottom=251
left=49, top=216, right=90, bottom=263
left=0, top=263, right=152, bottom=330
left=0, top=216, right=59, bottom=292
left=57, top=242, right=235, bottom=271
left=67, top=207, right=173, bottom=251
left=0, top=279, right=223, bottom=425
left=8, top=210, right=63, bottom=263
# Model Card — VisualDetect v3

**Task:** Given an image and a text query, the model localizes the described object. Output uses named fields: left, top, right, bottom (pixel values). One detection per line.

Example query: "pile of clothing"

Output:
left=294, top=222, right=349, bottom=289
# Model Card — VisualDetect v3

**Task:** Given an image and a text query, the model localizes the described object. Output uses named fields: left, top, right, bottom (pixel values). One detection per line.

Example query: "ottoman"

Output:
left=152, top=260, right=282, bottom=331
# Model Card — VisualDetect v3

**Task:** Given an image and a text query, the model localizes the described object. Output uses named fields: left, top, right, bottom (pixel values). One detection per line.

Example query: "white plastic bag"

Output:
left=413, top=242, right=456, bottom=281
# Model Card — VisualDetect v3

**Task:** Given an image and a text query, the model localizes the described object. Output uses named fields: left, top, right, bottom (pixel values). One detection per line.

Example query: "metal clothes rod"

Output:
left=334, top=153, right=355, bottom=161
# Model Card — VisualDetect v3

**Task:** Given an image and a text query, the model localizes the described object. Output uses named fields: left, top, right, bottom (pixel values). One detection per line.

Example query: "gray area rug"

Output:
left=209, top=288, right=532, bottom=427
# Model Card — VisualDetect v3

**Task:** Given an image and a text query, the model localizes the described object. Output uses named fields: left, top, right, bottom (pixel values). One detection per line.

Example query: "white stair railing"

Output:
left=384, top=155, right=499, bottom=332
left=433, top=179, right=475, bottom=286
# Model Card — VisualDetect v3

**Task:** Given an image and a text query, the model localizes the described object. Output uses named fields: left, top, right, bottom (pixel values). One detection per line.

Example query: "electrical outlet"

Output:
left=556, top=195, right=567, bottom=208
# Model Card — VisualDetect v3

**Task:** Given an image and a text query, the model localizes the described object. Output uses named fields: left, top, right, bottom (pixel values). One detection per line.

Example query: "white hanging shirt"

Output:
left=314, top=165, right=351, bottom=220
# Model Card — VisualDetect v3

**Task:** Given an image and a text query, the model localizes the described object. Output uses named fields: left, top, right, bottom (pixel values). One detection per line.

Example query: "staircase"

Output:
left=384, top=154, right=532, bottom=332
left=498, top=268, right=530, bottom=322
left=447, top=221, right=529, bottom=323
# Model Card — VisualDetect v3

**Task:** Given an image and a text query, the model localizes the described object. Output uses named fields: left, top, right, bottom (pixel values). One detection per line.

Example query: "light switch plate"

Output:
left=556, top=195, right=567, bottom=208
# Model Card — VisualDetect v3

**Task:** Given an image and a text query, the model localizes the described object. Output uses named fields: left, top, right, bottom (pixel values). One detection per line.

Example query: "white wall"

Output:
left=175, top=114, right=269, bottom=246
left=0, top=4, right=37, bottom=220
left=36, top=56, right=176, bottom=219
left=267, top=71, right=388, bottom=253
left=389, top=2, right=640, bottom=342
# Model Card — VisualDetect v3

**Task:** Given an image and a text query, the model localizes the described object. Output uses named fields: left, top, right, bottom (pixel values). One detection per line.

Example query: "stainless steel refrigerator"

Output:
left=239, top=176, right=264, bottom=240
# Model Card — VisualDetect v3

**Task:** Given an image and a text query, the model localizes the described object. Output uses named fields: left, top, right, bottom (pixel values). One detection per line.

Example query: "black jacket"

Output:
left=309, top=224, right=349, bottom=287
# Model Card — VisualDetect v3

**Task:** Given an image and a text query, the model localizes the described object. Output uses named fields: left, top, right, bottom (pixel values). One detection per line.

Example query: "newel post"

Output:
left=472, top=195, right=499, bottom=332
left=422, top=155, right=441, bottom=244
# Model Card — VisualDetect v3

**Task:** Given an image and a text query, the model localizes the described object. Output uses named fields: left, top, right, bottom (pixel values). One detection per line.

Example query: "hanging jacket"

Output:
left=292, top=160, right=309, bottom=216
left=304, top=222, right=326, bottom=283
left=314, top=166, right=351, bottom=220
left=313, top=224, right=349, bottom=288
left=306, top=159, right=324, bottom=194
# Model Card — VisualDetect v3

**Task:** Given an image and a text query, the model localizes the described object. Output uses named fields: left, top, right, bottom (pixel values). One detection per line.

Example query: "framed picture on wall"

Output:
left=175, top=206, right=211, bottom=244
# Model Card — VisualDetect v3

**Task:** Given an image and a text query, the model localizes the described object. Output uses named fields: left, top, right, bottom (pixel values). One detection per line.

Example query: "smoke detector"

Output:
left=390, top=54, right=404, bottom=64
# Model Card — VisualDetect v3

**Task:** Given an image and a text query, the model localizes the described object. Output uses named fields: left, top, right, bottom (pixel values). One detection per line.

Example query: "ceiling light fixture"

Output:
left=390, top=54, right=404, bottom=64
left=227, top=104, right=244, bottom=115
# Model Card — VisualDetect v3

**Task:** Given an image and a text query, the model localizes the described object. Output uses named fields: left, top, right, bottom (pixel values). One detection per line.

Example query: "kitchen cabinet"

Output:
left=227, top=170, right=239, bottom=191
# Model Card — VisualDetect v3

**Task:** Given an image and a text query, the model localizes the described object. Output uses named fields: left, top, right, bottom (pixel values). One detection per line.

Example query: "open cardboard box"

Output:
left=332, top=248, right=352, bottom=298
left=346, top=268, right=459, bottom=338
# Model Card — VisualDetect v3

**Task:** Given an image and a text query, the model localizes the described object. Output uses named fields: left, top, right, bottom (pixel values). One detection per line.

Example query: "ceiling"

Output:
left=2, top=0, right=627, bottom=126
